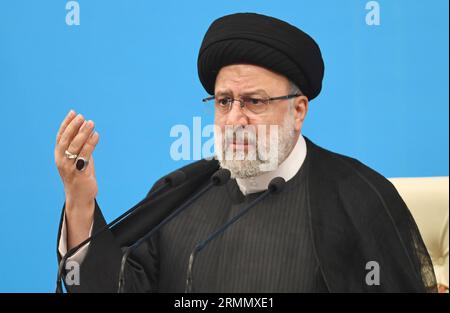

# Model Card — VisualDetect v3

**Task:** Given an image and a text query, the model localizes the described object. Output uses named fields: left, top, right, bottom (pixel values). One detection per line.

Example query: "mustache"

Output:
left=224, top=126, right=257, bottom=145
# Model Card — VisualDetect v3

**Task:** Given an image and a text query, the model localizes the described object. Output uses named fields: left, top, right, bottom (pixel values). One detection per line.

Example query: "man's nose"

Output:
left=225, top=100, right=249, bottom=126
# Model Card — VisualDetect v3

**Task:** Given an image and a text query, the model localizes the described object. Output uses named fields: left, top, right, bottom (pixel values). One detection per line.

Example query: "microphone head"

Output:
left=268, top=177, right=286, bottom=194
left=211, top=169, right=231, bottom=186
left=164, top=170, right=187, bottom=187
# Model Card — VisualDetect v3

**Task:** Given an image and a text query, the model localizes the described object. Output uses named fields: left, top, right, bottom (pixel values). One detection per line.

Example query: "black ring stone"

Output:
left=76, top=159, right=86, bottom=171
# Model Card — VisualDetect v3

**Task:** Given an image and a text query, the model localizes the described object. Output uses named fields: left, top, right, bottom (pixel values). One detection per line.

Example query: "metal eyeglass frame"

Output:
left=202, top=93, right=302, bottom=114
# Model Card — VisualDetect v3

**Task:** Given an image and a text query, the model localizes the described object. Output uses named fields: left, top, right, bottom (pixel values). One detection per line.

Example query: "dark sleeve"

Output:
left=350, top=158, right=438, bottom=292
left=338, top=157, right=438, bottom=292
left=56, top=200, right=159, bottom=293
left=307, top=149, right=437, bottom=292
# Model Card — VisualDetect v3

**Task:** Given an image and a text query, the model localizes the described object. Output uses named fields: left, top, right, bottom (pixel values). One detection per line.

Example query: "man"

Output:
left=55, top=13, right=437, bottom=292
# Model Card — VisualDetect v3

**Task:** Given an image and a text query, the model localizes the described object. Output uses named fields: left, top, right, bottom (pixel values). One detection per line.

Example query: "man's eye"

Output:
left=217, top=98, right=230, bottom=106
left=246, top=98, right=263, bottom=105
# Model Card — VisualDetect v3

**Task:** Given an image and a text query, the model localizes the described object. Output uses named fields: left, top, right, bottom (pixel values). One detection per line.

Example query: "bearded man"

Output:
left=55, top=13, right=436, bottom=293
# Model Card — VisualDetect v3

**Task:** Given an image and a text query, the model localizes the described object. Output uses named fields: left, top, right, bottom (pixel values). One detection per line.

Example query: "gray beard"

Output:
left=214, top=114, right=297, bottom=179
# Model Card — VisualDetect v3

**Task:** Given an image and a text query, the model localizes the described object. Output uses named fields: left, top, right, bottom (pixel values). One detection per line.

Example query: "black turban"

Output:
left=197, top=13, right=325, bottom=100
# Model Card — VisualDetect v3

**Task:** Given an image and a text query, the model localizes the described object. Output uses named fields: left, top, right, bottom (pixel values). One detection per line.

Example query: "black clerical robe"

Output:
left=57, top=137, right=437, bottom=293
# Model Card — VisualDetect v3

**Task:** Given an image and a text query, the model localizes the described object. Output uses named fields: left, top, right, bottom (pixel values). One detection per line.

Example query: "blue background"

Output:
left=0, top=0, right=448, bottom=292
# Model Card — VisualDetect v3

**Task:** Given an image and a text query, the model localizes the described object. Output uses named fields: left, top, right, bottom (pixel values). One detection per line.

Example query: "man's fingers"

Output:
left=77, top=131, right=100, bottom=163
left=56, top=110, right=77, bottom=144
left=57, top=113, right=86, bottom=155
left=66, top=120, right=95, bottom=156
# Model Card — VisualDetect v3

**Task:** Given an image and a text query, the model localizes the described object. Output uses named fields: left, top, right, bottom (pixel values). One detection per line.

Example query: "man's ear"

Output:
left=293, top=96, right=308, bottom=132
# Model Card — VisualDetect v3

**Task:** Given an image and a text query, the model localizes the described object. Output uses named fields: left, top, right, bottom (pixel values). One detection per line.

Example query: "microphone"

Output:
left=145, top=171, right=186, bottom=198
left=117, top=168, right=231, bottom=293
left=55, top=169, right=186, bottom=293
left=185, top=176, right=286, bottom=293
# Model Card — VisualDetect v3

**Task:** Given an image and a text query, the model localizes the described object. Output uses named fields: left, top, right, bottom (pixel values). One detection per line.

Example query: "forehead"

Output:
left=215, top=64, right=289, bottom=94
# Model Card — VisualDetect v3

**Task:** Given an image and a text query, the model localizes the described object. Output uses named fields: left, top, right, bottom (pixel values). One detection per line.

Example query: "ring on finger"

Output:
left=65, top=150, right=78, bottom=159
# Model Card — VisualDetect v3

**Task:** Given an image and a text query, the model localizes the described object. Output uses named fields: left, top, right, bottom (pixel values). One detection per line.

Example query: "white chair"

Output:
left=389, top=177, right=449, bottom=291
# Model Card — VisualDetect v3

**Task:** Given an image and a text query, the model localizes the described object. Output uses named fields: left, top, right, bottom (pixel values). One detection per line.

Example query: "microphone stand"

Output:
left=185, top=177, right=286, bottom=293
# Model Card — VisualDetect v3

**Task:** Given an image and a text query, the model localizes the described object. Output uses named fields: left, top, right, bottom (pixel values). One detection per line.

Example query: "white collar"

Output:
left=235, top=134, right=307, bottom=195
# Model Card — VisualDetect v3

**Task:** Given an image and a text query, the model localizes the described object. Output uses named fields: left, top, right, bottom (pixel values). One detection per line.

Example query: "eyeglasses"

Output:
left=202, top=94, right=301, bottom=115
